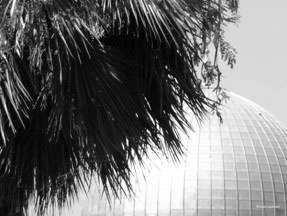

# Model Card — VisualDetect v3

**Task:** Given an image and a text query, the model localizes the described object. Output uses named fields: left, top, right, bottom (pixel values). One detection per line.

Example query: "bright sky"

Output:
left=222, top=0, right=287, bottom=127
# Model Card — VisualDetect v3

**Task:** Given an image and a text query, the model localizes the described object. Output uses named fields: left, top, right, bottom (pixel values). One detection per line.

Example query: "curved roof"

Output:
left=58, top=93, right=287, bottom=216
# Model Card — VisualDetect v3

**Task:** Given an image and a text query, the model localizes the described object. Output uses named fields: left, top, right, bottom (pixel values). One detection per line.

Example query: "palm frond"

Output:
left=0, top=0, right=239, bottom=215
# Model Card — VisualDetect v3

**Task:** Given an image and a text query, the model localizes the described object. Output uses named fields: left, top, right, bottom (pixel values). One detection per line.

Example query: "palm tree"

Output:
left=0, top=0, right=238, bottom=215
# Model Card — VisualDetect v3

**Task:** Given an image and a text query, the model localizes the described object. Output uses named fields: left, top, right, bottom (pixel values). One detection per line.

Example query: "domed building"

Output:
left=63, top=92, right=287, bottom=216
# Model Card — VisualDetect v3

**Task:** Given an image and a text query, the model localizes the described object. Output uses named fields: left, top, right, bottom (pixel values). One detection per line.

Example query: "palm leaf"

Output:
left=0, top=0, right=239, bottom=215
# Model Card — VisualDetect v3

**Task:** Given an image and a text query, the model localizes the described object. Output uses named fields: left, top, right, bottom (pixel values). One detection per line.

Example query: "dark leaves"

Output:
left=0, top=0, right=238, bottom=215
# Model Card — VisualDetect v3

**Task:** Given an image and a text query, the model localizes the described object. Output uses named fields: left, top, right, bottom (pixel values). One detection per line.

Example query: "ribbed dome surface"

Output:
left=63, top=93, right=287, bottom=216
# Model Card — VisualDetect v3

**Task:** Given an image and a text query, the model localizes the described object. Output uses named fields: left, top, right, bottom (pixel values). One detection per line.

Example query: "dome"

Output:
left=64, top=92, right=287, bottom=216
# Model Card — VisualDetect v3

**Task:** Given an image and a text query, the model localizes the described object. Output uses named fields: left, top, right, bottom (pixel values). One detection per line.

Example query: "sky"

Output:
left=221, top=0, right=287, bottom=127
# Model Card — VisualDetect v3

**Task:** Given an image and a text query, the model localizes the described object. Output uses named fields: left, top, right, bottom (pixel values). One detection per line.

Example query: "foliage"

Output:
left=0, top=0, right=238, bottom=215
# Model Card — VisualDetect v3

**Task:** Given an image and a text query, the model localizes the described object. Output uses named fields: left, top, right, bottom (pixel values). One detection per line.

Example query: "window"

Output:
left=225, top=189, right=237, bottom=199
left=225, top=162, right=236, bottom=170
left=184, top=197, right=197, bottom=209
left=237, top=171, right=249, bottom=179
left=199, top=170, right=210, bottom=179
left=132, top=209, right=147, bottom=216
left=223, top=154, right=234, bottom=162
left=260, top=164, right=270, bottom=172
left=251, top=201, right=264, bottom=212
left=235, top=155, right=246, bottom=163
left=257, top=156, right=268, bottom=163
left=198, top=179, right=211, bottom=189
left=197, top=209, right=211, bottom=215
left=274, top=183, right=284, bottom=192
left=225, top=209, right=237, bottom=216
left=265, top=148, right=274, bottom=154
left=244, top=146, right=254, bottom=153
left=197, top=199, right=211, bottom=209
left=239, top=210, right=250, bottom=216
left=250, top=181, right=261, bottom=190
left=276, top=156, right=285, bottom=164
left=198, top=189, right=211, bottom=199
left=225, top=180, right=237, bottom=190
left=246, top=154, right=257, bottom=162
left=212, top=209, right=225, bottom=215
left=242, top=138, right=252, bottom=146
left=199, top=158, right=211, bottom=166
left=274, top=148, right=283, bottom=156
left=270, top=166, right=281, bottom=174
left=170, top=209, right=184, bottom=215
left=255, top=147, right=264, bottom=155
left=233, top=139, right=243, bottom=146
left=184, top=209, right=197, bottom=216
left=272, top=174, right=282, bottom=183
left=263, top=192, right=274, bottom=201
left=275, top=192, right=285, bottom=202
left=249, top=172, right=260, bottom=181
left=212, top=171, right=224, bottom=179
left=212, top=179, right=224, bottom=189
left=225, top=171, right=236, bottom=180
left=212, top=199, right=224, bottom=209
left=211, top=153, right=223, bottom=162
left=225, top=200, right=238, bottom=209
left=222, top=146, right=233, bottom=154
left=211, top=162, right=224, bottom=171
left=267, top=156, right=277, bottom=164
left=279, top=159, right=287, bottom=166
left=263, top=204, right=276, bottom=216
left=252, top=209, right=264, bottom=216
left=261, top=173, right=272, bottom=182
left=251, top=191, right=262, bottom=201
left=212, top=189, right=224, bottom=199
left=239, top=200, right=250, bottom=209
left=275, top=206, right=285, bottom=216
left=233, top=146, right=244, bottom=154
left=237, top=162, right=248, bottom=170
left=248, top=163, right=259, bottom=171
left=238, top=190, right=249, bottom=200
left=263, top=181, right=273, bottom=191
left=238, top=180, right=249, bottom=189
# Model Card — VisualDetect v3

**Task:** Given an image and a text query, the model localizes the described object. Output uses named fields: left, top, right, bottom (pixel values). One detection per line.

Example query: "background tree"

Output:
left=0, top=0, right=238, bottom=215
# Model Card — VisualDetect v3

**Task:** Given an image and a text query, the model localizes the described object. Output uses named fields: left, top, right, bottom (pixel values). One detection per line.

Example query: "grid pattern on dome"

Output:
left=59, top=94, right=287, bottom=216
